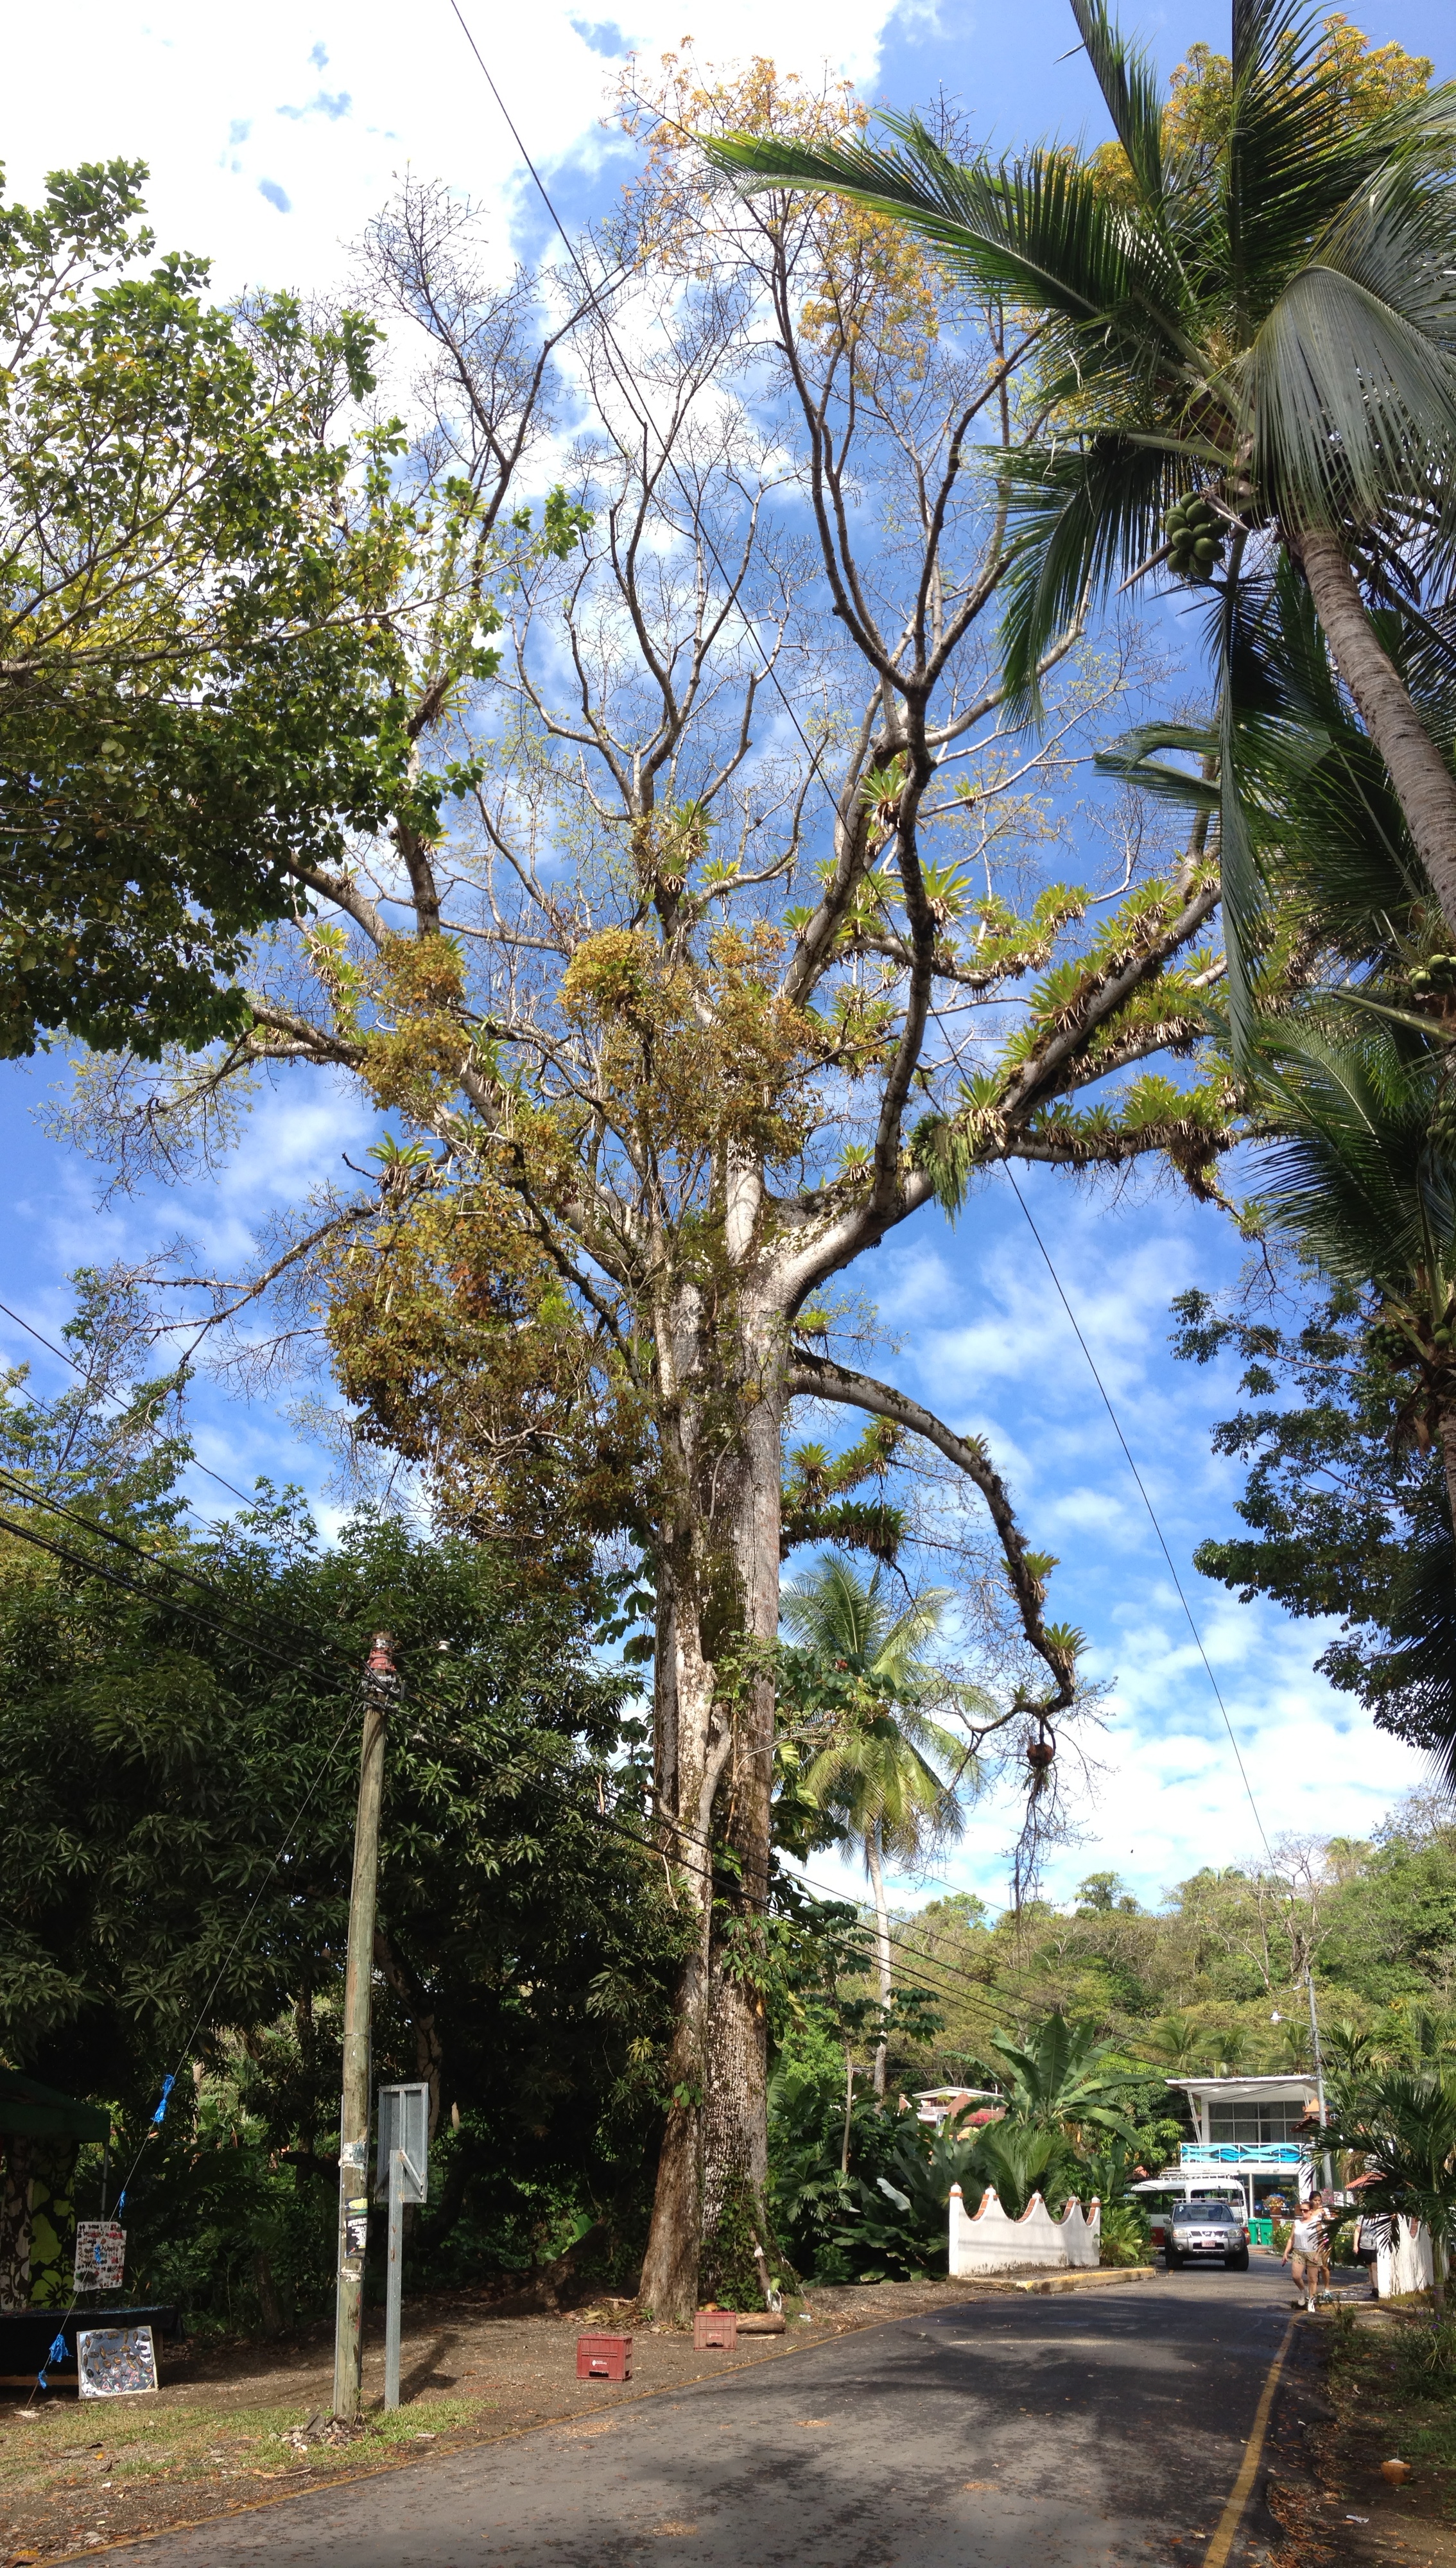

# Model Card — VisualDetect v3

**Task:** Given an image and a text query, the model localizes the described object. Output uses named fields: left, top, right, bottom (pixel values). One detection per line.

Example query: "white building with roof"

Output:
left=1130, top=2075, right=1324, bottom=2230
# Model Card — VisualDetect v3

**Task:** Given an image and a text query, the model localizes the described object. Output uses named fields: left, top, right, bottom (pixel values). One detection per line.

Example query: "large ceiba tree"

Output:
left=708, top=2, right=1456, bottom=1011
left=82, top=85, right=1246, bottom=2316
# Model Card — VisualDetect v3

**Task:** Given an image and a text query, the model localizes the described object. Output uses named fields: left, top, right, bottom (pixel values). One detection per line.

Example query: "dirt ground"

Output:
left=0, top=2271, right=1118, bottom=2564
left=1263, top=2297, right=1456, bottom=2568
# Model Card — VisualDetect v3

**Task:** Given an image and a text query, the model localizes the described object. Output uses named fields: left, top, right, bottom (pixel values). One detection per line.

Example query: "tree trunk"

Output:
left=865, top=1824, right=893, bottom=2100
left=0, top=2137, right=31, bottom=2312
left=254, top=2248, right=287, bottom=2336
left=637, top=1283, right=786, bottom=2320
left=1294, top=528, right=1456, bottom=935
left=1437, top=1404, right=1456, bottom=1543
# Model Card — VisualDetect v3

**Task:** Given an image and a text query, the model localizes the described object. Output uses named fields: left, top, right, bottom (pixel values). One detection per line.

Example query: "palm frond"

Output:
left=1069, top=0, right=1166, bottom=206
left=1251, top=262, right=1456, bottom=526
left=1095, top=721, right=1220, bottom=811
left=1252, top=1021, right=1456, bottom=1296
left=998, top=435, right=1175, bottom=712
left=706, top=125, right=1188, bottom=349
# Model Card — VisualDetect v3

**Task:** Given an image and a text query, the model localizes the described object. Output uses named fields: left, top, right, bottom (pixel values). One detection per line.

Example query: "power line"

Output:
left=442, top=0, right=844, bottom=825
left=27, top=1672, right=368, bottom=2407
left=0, top=1502, right=315, bottom=1667
left=0, top=1483, right=352, bottom=1687
left=0, top=1294, right=259, bottom=1513
left=0, top=1351, right=1175, bottom=2043
left=0, top=1458, right=1044, bottom=2038
left=1000, top=1164, right=1278, bottom=1872
left=1, top=1320, right=1181, bottom=2212
left=0, top=1317, right=1179, bottom=2049
left=585, top=1796, right=1171, bottom=2073
left=0, top=1465, right=334, bottom=1673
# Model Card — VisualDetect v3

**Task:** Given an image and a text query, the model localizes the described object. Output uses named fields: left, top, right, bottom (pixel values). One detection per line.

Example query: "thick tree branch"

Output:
left=786, top=1347, right=1077, bottom=1712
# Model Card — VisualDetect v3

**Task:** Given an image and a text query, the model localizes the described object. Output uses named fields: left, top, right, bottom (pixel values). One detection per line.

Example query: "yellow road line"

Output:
left=1204, top=2314, right=1297, bottom=2568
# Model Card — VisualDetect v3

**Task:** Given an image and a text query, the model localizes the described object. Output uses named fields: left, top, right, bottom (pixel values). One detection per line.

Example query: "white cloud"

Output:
left=7, top=0, right=901, bottom=302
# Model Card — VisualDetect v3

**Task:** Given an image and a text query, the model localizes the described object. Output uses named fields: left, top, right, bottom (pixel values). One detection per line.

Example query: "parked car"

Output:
left=1165, top=2198, right=1250, bottom=2272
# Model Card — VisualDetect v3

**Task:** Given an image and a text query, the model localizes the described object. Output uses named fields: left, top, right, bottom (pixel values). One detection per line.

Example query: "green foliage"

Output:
left=1096, top=2198, right=1152, bottom=2264
left=707, top=8, right=1454, bottom=688
left=781, top=1553, right=977, bottom=1868
left=980, top=2009, right=1140, bottom=2139
left=0, top=160, right=576, bottom=1062
left=766, top=2008, right=1150, bottom=2282
left=1324, top=2069, right=1456, bottom=2304
left=1173, top=1283, right=1456, bottom=1773
left=0, top=1323, right=682, bottom=2321
left=780, top=1423, right=906, bottom=1567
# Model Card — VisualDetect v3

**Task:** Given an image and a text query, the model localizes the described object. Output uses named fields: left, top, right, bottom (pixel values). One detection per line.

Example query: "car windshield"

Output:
left=1177, top=2204, right=1236, bottom=2222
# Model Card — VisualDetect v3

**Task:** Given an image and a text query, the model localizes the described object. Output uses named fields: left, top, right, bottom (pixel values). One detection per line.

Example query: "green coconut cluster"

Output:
left=1163, top=494, right=1226, bottom=582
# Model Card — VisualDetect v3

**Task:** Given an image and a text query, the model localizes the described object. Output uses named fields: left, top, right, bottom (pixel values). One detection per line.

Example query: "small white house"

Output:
left=912, top=2086, right=1000, bottom=2128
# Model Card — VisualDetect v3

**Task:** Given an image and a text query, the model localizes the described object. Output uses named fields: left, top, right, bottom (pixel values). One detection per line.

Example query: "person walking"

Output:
left=1282, top=2200, right=1328, bottom=2313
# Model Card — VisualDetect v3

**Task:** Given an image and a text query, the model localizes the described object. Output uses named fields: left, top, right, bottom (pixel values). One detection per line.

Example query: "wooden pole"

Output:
left=331, top=1632, right=395, bottom=2420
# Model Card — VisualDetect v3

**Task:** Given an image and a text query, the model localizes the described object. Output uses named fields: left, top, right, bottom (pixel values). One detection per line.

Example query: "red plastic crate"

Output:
left=576, top=2331, right=632, bottom=2381
left=693, top=2309, right=738, bottom=2350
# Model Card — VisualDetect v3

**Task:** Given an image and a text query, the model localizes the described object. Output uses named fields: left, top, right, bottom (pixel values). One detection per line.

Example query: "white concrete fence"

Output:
left=948, top=2183, right=1101, bottom=2276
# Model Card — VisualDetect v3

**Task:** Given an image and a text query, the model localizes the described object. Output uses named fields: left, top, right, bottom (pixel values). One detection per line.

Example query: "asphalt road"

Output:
left=108, top=2262, right=1299, bottom=2568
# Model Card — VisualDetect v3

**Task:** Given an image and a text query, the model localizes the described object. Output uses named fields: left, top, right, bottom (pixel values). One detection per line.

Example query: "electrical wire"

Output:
left=442, top=0, right=844, bottom=826
left=25, top=1673, right=370, bottom=2406
left=0, top=1294, right=259, bottom=1512
left=0, top=1426, right=1166, bottom=2047
left=0, top=1502, right=317, bottom=1667
left=0, top=1493, right=352, bottom=1691
left=1000, top=1165, right=1279, bottom=1871
left=0, top=1466, right=340, bottom=1678
left=584, top=1794, right=1171, bottom=2072
left=0, top=1299, right=1196, bottom=2058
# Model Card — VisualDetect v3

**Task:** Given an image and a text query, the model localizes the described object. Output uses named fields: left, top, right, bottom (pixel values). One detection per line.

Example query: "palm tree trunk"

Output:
left=865, top=1823, right=893, bottom=2100
left=1294, top=528, right=1456, bottom=936
left=1437, top=1406, right=1456, bottom=1548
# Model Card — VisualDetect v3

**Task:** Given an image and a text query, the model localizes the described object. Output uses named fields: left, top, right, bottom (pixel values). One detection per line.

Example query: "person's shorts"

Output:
left=1291, top=2253, right=1318, bottom=2284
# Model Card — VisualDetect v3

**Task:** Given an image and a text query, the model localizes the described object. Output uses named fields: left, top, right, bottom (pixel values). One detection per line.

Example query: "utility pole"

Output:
left=1306, top=1968, right=1334, bottom=2194
left=331, top=1632, right=397, bottom=2420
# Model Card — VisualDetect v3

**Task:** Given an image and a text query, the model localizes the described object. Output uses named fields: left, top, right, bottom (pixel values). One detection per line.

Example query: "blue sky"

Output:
left=4, top=0, right=1452, bottom=1916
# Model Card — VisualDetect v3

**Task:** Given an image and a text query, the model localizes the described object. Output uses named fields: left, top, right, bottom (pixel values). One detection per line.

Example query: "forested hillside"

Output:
left=878, top=1804, right=1456, bottom=2094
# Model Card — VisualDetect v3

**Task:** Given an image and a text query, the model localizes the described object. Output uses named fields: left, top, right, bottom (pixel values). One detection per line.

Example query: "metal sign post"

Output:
left=376, top=2083, right=429, bottom=2412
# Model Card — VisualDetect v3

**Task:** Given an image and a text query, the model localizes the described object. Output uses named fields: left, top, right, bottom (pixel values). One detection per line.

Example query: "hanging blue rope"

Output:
left=115, top=2070, right=180, bottom=2216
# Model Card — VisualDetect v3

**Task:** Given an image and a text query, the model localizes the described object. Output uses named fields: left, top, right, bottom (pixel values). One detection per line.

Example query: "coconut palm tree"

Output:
left=707, top=3, right=1456, bottom=960
left=1324, top=2069, right=1456, bottom=2313
left=1211, top=2023, right=1255, bottom=2076
left=781, top=1553, right=973, bottom=2094
left=1148, top=2012, right=1206, bottom=2073
left=1248, top=1014, right=1456, bottom=1536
